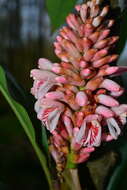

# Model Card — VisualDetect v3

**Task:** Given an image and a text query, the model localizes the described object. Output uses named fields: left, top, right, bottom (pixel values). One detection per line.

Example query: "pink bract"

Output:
left=30, top=0, right=127, bottom=172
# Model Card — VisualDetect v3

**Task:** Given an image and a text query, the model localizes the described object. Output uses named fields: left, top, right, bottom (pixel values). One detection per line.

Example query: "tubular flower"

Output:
left=30, top=0, right=127, bottom=172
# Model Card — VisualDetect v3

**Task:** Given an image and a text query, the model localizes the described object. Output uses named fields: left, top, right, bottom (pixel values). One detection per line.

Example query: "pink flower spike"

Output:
left=100, top=79, right=121, bottom=92
left=97, top=94, right=119, bottom=107
left=96, top=106, right=114, bottom=118
left=76, top=91, right=88, bottom=106
left=38, top=58, right=53, bottom=70
left=30, top=0, right=127, bottom=170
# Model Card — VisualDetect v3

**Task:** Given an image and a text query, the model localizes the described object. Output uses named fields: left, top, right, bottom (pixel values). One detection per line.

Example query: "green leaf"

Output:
left=46, top=0, right=77, bottom=30
left=117, top=41, right=127, bottom=90
left=0, top=66, right=35, bottom=140
left=107, top=137, right=127, bottom=190
left=0, top=66, right=53, bottom=190
left=117, top=10, right=127, bottom=54
left=41, top=125, right=49, bottom=157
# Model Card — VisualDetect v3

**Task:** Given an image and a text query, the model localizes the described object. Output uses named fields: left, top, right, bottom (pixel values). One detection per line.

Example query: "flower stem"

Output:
left=66, top=151, right=77, bottom=169
left=69, top=168, right=82, bottom=190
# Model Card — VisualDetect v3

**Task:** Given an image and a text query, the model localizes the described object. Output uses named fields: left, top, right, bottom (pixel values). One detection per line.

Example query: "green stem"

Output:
left=69, top=169, right=82, bottom=190
left=66, top=151, right=77, bottom=169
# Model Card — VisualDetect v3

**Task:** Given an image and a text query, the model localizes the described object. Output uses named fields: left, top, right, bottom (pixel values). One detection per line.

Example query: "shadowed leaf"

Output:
left=46, top=0, right=77, bottom=31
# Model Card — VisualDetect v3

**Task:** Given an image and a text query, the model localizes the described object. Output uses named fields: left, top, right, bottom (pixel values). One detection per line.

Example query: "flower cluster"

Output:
left=30, top=0, right=127, bottom=172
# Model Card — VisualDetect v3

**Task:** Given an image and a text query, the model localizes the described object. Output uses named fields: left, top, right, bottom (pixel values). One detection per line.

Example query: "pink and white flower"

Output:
left=30, top=0, right=127, bottom=172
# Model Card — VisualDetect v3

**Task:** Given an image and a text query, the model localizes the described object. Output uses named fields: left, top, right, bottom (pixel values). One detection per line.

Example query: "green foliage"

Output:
left=0, top=66, right=53, bottom=190
left=107, top=137, right=127, bottom=190
left=46, top=0, right=77, bottom=31
left=118, top=10, right=127, bottom=54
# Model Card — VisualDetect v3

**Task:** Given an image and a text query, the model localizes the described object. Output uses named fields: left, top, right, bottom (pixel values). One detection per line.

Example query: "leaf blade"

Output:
left=46, top=0, right=77, bottom=30
left=0, top=66, right=53, bottom=190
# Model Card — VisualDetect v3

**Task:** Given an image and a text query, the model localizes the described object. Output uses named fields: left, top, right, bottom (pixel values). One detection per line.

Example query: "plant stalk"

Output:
left=69, top=168, right=82, bottom=190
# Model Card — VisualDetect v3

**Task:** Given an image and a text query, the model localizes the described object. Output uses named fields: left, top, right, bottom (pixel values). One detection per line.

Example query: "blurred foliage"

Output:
left=46, top=0, right=77, bottom=31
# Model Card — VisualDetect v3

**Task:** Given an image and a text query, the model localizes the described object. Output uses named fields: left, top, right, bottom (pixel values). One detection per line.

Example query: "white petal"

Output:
left=38, top=58, right=53, bottom=70
left=75, top=120, right=86, bottom=143
left=49, top=111, right=61, bottom=132
left=34, top=100, right=41, bottom=112
left=84, top=120, right=101, bottom=147
left=107, top=118, right=121, bottom=139
left=91, top=120, right=101, bottom=147
left=37, top=81, right=54, bottom=99
left=120, top=113, right=127, bottom=125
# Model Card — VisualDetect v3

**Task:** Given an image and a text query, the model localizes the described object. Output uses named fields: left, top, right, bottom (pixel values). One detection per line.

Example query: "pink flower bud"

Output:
left=111, top=104, right=127, bottom=115
left=98, top=29, right=110, bottom=41
left=100, top=79, right=121, bottom=92
left=52, top=66, right=61, bottom=74
left=66, top=14, right=80, bottom=31
left=89, top=31, right=100, bottom=43
left=55, top=76, right=67, bottom=83
left=79, top=60, right=88, bottom=68
left=97, top=94, right=119, bottom=107
left=86, top=77, right=103, bottom=91
left=45, top=91, right=64, bottom=100
left=76, top=91, right=88, bottom=106
left=92, top=49, right=108, bottom=61
left=75, top=112, right=84, bottom=127
left=38, top=58, right=53, bottom=70
left=80, top=4, right=88, bottom=23
left=100, top=6, right=109, bottom=17
left=96, top=105, right=114, bottom=118
left=80, top=68, right=92, bottom=78
left=110, top=88, right=124, bottom=97
left=84, top=49, right=97, bottom=61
